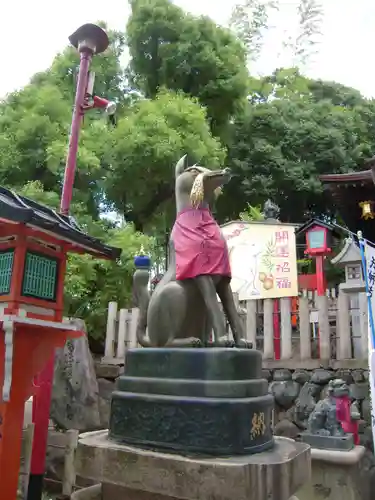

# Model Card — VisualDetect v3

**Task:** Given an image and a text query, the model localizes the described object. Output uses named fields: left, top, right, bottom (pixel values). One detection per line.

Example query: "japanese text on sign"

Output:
left=276, top=262, right=290, bottom=273
left=275, top=231, right=288, bottom=244
left=221, top=222, right=298, bottom=300
left=368, top=256, right=375, bottom=297
left=250, top=412, right=266, bottom=439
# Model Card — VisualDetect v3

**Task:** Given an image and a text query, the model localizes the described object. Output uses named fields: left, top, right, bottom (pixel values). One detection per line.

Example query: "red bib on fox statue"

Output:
left=172, top=207, right=231, bottom=280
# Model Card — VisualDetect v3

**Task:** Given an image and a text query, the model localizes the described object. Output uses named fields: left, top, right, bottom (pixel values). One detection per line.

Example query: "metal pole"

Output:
left=60, top=49, right=92, bottom=214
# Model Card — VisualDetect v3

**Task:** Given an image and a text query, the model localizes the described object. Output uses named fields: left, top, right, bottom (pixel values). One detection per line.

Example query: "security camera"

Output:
left=92, top=95, right=117, bottom=115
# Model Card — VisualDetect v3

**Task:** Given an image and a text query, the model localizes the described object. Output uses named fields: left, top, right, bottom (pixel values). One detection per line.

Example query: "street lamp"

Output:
left=60, top=23, right=110, bottom=215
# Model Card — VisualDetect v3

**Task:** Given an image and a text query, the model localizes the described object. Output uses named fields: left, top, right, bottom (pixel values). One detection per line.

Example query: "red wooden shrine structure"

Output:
left=0, top=187, right=120, bottom=499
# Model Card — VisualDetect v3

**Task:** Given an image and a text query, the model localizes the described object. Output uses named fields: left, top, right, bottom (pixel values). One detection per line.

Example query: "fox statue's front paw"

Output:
left=191, top=338, right=203, bottom=347
left=236, top=339, right=252, bottom=349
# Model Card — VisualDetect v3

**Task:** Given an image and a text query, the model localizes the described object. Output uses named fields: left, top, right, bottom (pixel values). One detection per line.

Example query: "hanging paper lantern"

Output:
left=359, top=201, right=375, bottom=220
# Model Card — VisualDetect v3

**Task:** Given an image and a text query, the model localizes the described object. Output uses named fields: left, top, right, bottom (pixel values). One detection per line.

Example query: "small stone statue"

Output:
left=263, top=199, right=280, bottom=222
left=301, top=379, right=359, bottom=449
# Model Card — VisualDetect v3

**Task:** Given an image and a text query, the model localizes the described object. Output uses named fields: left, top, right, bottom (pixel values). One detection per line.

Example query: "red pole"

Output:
left=28, top=41, right=94, bottom=500
left=60, top=49, right=92, bottom=214
left=273, top=299, right=280, bottom=360
left=315, top=255, right=326, bottom=296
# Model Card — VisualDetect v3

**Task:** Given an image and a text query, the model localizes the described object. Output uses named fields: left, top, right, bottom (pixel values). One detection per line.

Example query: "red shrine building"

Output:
left=0, top=186, right=121, bottom=499
left=0, top=186, right=120, bottom=320
left=319, top=156, right=375, bottom=241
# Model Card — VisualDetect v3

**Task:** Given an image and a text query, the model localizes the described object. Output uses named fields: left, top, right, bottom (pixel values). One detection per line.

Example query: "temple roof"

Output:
left=331, top=237, right=361, bottom=266
left=319, top=166, right=375, bottom=242
left=295, top=218, right=341, bottom=238
left=319, top=170, right=373, bottom=184
left=0, top=186, right=121, bottom=259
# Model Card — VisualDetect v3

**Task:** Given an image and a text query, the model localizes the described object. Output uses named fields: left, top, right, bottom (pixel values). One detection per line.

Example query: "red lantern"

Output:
left=305, top=225, right=332, bottom=256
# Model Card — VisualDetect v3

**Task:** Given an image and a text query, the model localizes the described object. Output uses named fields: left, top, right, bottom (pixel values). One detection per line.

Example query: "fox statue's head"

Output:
left=175, top=155, right=231, bottom=209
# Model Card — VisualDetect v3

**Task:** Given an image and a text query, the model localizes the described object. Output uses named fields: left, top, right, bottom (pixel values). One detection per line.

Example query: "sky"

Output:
left=1, top=0, right=375, bottom=98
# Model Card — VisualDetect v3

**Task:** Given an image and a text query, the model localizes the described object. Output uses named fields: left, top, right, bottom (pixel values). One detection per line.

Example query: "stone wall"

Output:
left=94, top=362, right=373, bottom=454
left=266, top=367, right=372, bottom=452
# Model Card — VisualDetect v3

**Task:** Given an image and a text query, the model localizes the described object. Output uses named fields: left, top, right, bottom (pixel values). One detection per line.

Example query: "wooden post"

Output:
left=246, top=300, right=257, bottom=348
left=359, top=292, right=369, bottom=359
left=104, top=301, right=117, bottom=360
left=337, top=291, right=351, bottom=359
left=18, top=423, right=35, bottom=499
left=317, top=295, right=330, bottom=360
left=280, top=297, right=292, bottom=360
left=116, top=308, right=128, bottom=360
left=129, top=308, right=139, bottom=348
left=263, top=299, right=274, bottom=359
left=62, top=429, right=79, bottom=497
left=299, top=296, right=311, bottom=360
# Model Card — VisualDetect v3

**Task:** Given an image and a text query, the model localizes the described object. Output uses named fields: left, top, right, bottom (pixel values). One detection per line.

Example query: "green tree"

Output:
left=219, top=76, right=375, bottom=223
left=126, top=0, right=249, bottom=134
left=106, top=89, right=225, bottom=232
left=16, top=181, right=153, bottom=339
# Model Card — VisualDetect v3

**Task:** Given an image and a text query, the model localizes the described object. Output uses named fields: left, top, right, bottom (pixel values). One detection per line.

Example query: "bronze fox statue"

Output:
left=133, top=155, right=250, bottom=348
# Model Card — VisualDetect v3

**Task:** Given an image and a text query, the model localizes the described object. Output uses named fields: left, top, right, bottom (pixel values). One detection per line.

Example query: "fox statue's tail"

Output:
left=133, top=267, right=152, bottom=347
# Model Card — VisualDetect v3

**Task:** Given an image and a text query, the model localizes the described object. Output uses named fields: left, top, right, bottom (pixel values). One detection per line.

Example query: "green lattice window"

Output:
left=0, top=249, right=14, bottom=295
left=21, top=251, right=59, bottom=302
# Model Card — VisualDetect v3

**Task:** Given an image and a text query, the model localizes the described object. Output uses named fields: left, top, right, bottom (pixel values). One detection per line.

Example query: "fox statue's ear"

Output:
left=175, top=155, right=188, bottom=177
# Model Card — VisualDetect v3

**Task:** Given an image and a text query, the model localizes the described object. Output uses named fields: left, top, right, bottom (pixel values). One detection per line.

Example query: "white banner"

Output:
left=363, top=242, right=375, bottom=449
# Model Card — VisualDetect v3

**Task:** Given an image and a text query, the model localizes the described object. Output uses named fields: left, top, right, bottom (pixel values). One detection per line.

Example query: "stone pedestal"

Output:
left=299, top=432, right=354, bottom=451
left=75, top=431, right=310, bottom=500
left=109, top=348, right=274, bottom=455
left=296, top=445, right=373, bottom=500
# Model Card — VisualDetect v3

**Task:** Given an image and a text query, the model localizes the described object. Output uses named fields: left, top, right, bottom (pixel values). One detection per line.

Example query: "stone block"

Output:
left=95, top=363, right=123, bottom=380
left=273, top=369, right=292, bottom=381
left=310, top=369, right=334, bottom=385
left=71, top=484, right=101, bottom=500
left=270, top=381, right=300, bottom=409
left=349, top=382, right=369, bottom=401
left=75, top=431, right=311, bottom=500
left=296, top=445, right=370, bottom=500
left=292, top=370, right=311, bottom=385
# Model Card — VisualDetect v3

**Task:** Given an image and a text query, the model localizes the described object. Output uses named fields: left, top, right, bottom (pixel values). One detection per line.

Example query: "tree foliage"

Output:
left=126, top=0, right=249, bottom=134
left=106, top=89, right=225, bottom=231
left=217, top=68, right=375, bottom=223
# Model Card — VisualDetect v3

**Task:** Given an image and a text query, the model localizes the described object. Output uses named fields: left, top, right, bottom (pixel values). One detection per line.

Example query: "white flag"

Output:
left=363, top=242, right=375, bottom=449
